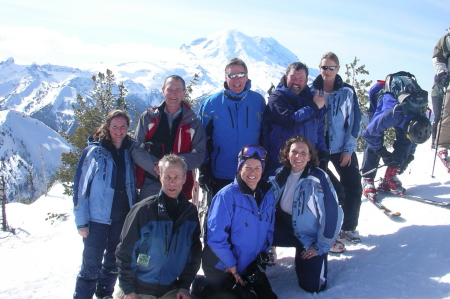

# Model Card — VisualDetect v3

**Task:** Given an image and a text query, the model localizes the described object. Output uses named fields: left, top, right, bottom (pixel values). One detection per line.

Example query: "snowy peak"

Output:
left=181, top=29, right=299, bottom=67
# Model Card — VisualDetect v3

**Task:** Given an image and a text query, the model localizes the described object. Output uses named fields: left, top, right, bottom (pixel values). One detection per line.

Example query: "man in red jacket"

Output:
left=132, top=75, right=206, bottom=200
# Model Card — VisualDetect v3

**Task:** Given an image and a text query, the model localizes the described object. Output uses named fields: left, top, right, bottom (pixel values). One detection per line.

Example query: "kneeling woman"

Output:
left=270, top=135, right=343, bottom=293
left=202, top=145, right=277, bottom=299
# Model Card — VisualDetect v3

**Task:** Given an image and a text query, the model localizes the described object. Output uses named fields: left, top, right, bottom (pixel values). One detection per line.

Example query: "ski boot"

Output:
left=363, top=178, right=377, bottom=201
left=378, top=167, right=406, bottom=195
left=437, top=148, right=450, bottom=173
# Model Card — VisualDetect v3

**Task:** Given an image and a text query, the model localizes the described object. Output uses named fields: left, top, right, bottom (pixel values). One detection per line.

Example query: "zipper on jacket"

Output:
left=246, top=106, right=249, bottom=128
left=227, top=107, right=235, bottom=128
left=173, top=230, right=180, bottom=253
left=213, top=147, right=220, bottom=169
left=164, top=224, right=169, bottom=255
left=300, top=189, right=306, bottom=215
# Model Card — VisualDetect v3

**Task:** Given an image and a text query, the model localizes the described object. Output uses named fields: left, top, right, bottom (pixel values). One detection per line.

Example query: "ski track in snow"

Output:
left=1, top=140, right=450, bottom=299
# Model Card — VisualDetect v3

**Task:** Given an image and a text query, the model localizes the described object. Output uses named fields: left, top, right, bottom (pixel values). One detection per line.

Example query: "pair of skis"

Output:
left=367, top=190, right=450, bottom=217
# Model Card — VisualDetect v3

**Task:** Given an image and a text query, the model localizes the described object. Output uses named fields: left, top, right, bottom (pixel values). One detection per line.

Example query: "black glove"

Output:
left=244, top=252, right=269, bottom=286
left=198, top=163, right=213, bottom=192
left=374, top=147, right=399, bottom=168
left=143, top=141, right=163, bottom=159
left=399, top=154, right=414, bottom=175
left=318, top=151, right=329, bottom=172
left=435, top=72, right=450, bottom=88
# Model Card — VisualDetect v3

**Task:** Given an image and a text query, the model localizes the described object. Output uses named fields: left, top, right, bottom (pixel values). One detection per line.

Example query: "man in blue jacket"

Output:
left=361, top=81, right=431, bottom=198
left=115, top=154, right=201, bottom=299
left=198, top=58, right=266, bottom=196
left=262, top=62, right=326, bottom=177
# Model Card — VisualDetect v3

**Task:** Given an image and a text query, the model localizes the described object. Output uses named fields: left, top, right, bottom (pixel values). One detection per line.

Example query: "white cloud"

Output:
left=0, top=26, right=182, bottom=66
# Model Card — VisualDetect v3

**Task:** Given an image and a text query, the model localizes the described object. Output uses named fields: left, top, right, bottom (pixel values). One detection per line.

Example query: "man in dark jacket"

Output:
left=116, top=154, right=202, bottom=299
left=262, top=62, right=326, bottom=177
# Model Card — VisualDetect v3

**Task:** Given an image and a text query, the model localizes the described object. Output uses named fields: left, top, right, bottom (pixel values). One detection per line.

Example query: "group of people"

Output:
left=71, top=28, right=449, bottom=297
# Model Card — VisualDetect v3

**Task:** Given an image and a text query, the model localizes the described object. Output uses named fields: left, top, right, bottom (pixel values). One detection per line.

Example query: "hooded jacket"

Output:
left=199, top=79, right=266, bottom=180
left=432, top=32, right=450, bottom=75
left=205, top=177, right=275, bottom=274
left=311, top=74, right=361, bottom=155
left=270, top=165, right=342, bottom=255
left=262, top=77, right=327, bottom=176
left=73, top=135, right=136, bottom=227
left=116, top=191, right=202, bottom=296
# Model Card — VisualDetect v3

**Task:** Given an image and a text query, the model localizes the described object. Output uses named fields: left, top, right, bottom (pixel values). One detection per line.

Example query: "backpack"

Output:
left=370, top=71, right=428, bottom=115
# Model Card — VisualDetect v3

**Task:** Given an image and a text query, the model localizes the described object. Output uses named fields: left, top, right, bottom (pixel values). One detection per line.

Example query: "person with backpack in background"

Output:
left=431, top=83, right=445, bottom=149
left=361, top=72, right=431, bottom=199
left=432, top=27, right=450, bottom=171
left=310, top=52, right=363, bottom=244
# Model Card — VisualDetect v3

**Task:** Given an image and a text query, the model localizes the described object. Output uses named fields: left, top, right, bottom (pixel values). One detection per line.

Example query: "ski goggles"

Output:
left=227, top=72, right=247, bottom=79
left=320, top=66, right=338, bottom=71
left=240, top=145, right=267, bottom=162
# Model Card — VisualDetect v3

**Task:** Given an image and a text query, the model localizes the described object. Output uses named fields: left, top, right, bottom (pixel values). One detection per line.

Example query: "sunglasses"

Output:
left=240, top=145, right=267, bottom=162
left=227, top=72, right=247, bottom=79
left=320, top=66, right=338, bottom=71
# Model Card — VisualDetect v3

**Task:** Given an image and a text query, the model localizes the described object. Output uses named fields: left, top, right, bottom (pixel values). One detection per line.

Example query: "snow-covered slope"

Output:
left=1, top=139, right=449, bottom=298
left=0, top=110, right=70, bottom=202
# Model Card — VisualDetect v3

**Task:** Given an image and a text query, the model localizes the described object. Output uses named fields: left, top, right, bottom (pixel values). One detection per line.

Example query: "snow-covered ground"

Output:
left=1, top=139, right=450, bottom=299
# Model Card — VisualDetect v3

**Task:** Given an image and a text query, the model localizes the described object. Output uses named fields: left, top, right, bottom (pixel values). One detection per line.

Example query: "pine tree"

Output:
left=55, top=70, right=131, bottom=195
left=344, top=57, right=374, bottom=152
left=183, top=73, right=200, bottom=109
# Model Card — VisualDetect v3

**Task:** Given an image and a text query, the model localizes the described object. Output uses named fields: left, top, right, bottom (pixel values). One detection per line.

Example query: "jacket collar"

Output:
left=312, top=74, right=344, bottom=92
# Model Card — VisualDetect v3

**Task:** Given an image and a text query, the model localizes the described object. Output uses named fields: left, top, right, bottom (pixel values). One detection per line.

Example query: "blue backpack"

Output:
left=368, top=71, right=428, bottom=116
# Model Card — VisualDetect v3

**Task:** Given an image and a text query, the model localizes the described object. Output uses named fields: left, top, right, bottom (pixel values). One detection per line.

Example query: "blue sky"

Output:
left=0, top=0, right=449, bottom=92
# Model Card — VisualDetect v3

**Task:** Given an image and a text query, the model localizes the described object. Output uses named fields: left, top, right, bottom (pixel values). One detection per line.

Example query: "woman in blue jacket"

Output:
left=270, top=135, right=343, bottom=293
left=310, top=52, right=363, bottom=244
left=201, top=145, right=277, bottom=299
left=73, top=110, right=136, bottom=299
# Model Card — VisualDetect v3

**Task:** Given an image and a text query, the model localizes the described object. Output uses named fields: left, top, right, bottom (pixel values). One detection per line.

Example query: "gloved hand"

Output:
left=435, top=71, right=450, bottom=88
left=143, top=141, right=163, bottom=159
left=374, top=147, right=399, bottom=168
left=318, top=151, right=330, bottom=172
left=198, top=163, right=214, bottom=192
left=399, top=154, right=414, bottom=174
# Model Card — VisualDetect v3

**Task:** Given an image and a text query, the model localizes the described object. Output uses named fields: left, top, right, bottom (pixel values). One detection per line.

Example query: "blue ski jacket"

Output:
left=73, top=135, right=136, bottom=227
left=199, top=80, right=266, bottom=180
left=116, top=191, right=201, bottom=296
left=262, top=78, right=327, bottom=176
left=362, top=93, right=417, bottom=152
left=311, top=74, right=361, bottom=155
left=206, top=178, right=275, bottom=274
left=270, top=165, right=343, bottom=255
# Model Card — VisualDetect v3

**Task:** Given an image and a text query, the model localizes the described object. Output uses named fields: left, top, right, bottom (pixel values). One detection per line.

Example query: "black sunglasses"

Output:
left=320, top=66, right=338, bottom=71
left=227, top=72, right=247, bottom=79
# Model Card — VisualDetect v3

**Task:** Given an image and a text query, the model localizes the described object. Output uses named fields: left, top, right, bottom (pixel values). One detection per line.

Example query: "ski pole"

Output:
left=431, top=85, right=447, bottom=178
left=361, top=164, right=386, bottom=177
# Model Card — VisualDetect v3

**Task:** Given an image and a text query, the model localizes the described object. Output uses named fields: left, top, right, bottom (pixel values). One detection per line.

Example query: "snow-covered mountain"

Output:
left=0, top=110, right=70, bottom=202
left=0, top=30, right=316, bottom=203
left=0, top=30, right=315, bottom=135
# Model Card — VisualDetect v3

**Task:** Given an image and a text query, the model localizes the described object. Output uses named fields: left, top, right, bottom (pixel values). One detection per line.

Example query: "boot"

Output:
left=438, top=147, right=448, bottom=161
left=378, top=167, right=405, bottom=194
left=363, top=178, right=377, bottom=200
